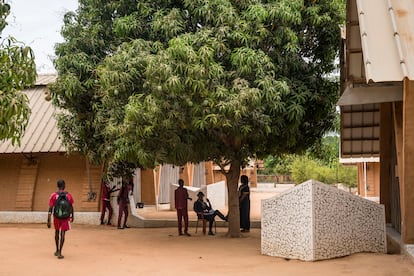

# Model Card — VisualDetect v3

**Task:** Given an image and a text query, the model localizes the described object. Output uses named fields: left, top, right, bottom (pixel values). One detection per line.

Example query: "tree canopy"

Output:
left=51, top=0, right=345, bottom=237
left=0, top=0, right=36, bottom=145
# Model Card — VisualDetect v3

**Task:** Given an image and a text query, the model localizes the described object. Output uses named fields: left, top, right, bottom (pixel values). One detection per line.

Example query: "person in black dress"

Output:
left=239, top=175, right=250, bottom=232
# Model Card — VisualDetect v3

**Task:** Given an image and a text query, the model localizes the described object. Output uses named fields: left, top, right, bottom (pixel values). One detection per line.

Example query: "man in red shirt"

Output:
left=174, top=179, right=192, bottom=236
left=100, top=180, right=119, bottom=225
left=47, top=179, right=74, bottom=259
left=117, top=178, right=132, bottom=229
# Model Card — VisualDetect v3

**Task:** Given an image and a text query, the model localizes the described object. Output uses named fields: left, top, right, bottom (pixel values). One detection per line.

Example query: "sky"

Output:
left=2, top=0, right=78, bottom=73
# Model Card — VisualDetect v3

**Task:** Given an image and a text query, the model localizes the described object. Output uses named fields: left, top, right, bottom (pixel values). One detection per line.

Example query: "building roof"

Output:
left=338, top=0, right=414, bottom=161
left=353, top=0, right=414, bottom=82
left=0, top=74, right=65, bottom=153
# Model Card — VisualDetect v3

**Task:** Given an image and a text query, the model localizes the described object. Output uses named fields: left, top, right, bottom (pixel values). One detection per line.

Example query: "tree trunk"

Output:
left=226, top=160, right=241, bottom=237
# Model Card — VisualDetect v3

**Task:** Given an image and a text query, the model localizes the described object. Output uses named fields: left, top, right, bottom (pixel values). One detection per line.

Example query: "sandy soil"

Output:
left=1, top=223, right=414, bottom=276
left=2, top=187, right=414, bottom=275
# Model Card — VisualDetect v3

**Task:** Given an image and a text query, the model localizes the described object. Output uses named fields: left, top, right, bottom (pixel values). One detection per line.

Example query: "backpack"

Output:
left=54, top=192, right=72, bottom=219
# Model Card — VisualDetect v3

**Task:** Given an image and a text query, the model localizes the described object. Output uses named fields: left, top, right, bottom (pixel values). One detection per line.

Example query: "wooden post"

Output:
left=402, top=79, right=414, bottom=243
left=380, top=103, right=392, bottom=223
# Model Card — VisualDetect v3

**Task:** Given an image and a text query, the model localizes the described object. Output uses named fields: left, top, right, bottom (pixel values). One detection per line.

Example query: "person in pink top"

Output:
left=174, top=179, right=192, bottom=236
left=47, top=179, right=74, bottom=259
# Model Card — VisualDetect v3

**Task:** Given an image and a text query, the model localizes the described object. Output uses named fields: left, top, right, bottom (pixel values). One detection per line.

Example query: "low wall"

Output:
left=0, top=211, right=101, bottom=225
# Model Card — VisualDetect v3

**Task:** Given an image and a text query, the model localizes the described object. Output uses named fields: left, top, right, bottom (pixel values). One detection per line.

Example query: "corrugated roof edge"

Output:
left=35, top=74, right=57, bottom=86
left=0, top=74, right=64, bottom=153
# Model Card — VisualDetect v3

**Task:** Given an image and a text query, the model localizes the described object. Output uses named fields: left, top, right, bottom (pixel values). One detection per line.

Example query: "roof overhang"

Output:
left=340, top=156, right=380, bottom=164
left=338, top=83, right=403, bottom=106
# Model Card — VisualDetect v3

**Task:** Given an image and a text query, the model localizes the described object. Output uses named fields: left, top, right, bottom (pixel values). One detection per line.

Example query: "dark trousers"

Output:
left=204, top=210, right=227, bottom=232
left=100, top=200, right=113, bottom=224
left=118, top=202, right=129, bottom=227
left=176, top=208, right=189, bottom=234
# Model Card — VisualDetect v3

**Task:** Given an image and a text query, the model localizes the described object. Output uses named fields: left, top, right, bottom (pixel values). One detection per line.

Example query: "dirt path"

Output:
left=1, top=224, right=414, bottom=276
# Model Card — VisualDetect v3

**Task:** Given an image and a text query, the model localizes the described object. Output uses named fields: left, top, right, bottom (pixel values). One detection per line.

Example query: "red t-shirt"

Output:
left=49, top=190, right=74, bottom=231
left=101, top=184, right=110, bottom=201
left=49, top=190, right=74, bottom=215
left=174, top=187, right=189, bottom=210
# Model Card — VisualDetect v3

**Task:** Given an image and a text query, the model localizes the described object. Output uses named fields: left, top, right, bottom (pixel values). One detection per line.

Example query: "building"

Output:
left=0, top=75, right=102, bottom=212
left=338, top=0, right=414, bottom=249
left=340, top=157, right=380, bottom=200
left=0, top=75, right=258, bottom=213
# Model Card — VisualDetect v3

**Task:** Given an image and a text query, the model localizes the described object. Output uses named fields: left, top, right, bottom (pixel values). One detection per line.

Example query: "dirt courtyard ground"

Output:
left=1, top=223, right=414, bottom=276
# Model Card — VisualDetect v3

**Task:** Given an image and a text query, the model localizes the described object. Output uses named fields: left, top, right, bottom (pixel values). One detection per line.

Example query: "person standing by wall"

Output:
left=100, top=179, right=119, bottom=225
left=47, top=179, right=74, bottom=259
left=117, top=178, right=131, bottom=229
left=239, top=175, right=250, bottom=233
left=174, top=179, right=192, bottom=236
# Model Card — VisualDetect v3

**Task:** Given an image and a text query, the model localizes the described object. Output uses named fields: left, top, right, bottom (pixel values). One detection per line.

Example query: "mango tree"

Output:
left=52, top=0, right=345, bottom=237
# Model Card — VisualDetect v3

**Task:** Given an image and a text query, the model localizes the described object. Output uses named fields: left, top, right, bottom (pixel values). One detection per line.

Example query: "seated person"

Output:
left=193, top=191, right=227, bottom=235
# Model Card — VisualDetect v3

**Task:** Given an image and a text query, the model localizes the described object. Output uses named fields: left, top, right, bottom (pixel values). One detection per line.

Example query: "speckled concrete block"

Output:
left=261, top=180, right=386, bottom=261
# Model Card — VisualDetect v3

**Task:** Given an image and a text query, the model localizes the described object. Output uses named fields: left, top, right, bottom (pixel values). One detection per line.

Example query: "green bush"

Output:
left=262, top=154, right=295, bottom=175
left=291, top=156, right=357, bottom=187
left=290, top=156, right=319, bottom=184
left=337, top=164, right=357, bottom=188
left=263, top=133, right=357, bottom=188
